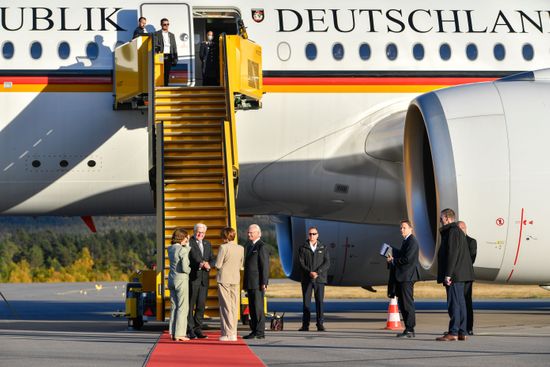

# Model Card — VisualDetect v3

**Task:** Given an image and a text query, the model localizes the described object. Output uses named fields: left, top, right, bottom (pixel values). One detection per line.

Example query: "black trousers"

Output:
left=396, top=281, right=416, bottom=331
left=163, top=55, right=173, bottom=86
left=247, top=288, right=265, bottom=336
left=464, top=280, right=474, bottom=332
left=188, top=280, right=208, bottom=334
left=446, top=281, right=467, bottom=335
left=301, top=281, right=325, bottom=327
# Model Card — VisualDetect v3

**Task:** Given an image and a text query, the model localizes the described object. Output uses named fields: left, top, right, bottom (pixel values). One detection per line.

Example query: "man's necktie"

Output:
left=198, top=241, right=204, bottom=256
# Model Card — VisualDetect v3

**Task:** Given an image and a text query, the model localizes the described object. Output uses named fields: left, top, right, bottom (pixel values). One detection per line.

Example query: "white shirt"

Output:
left=162, top=31, right=171, bottom=54
left=309, top=241, right=317, bottom=253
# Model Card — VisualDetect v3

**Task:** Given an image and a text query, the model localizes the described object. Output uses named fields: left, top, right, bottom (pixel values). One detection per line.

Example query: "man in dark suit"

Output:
left=387, top=220, right=421, bottom=338
left=458, top=221, right=477, bottom=335
left=298, top=227, right=330, bottom=332
left=187, top=223, right=214, bottom=339
left=199, top=31, right=219, bottom=86
left=132, top=17, right=147, bottom=39
left=436, top=209, right=475, bottom=341
left=243, top=224, right=270, bottom=339
left=154, top=18, right=178, bottom=86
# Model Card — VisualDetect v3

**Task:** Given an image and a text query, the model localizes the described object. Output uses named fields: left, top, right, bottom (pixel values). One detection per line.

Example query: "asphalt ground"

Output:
left=1, top=282, right=549, bottom=367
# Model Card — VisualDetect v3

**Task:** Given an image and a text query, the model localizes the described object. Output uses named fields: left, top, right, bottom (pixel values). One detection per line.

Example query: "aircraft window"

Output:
left=30, top=42, right=42, bottom=59
left=277, top=42, right=291, bottom=62
left=413, top=43, right=424, bottom=61
left=332, top=43, right=344, bottom=61
left=386, top=43, right=398, bottom=61
left=32, top=160, right=41, bottom=168
left=494, top=43, right=505, bottom=61
left=58, top=42, right=70, bottom=60
left=522, top=44, right=534, bottom=61
left=359, top=43, right=371, bottom=60
left=87, top=160, right=96, bottom=168
left=466, top=43, right=478, bottom=61
left=59, top=160, right=69, bottom=168
left=305, top=43, right=317, bottom=61
left=86, top=42, right=99, bottom=60
left=439, top=43, right=451, bottom=61
left=2, top=41, right=14, bottom=59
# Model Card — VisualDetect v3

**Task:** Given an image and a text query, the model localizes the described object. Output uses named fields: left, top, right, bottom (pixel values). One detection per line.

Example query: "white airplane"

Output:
left=1, top=0, right=550, bottom=287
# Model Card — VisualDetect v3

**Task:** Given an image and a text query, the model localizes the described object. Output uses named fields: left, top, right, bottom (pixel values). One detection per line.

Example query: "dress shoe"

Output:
left=243, top=333, right=257, bottom=339
left=317, top=325, right=326, bottom=332
left=298, top=326, right=309, bottom=331
left=458, top=334, right=468, bottom=341
left=175, top=336, right=189, bottom=341
left=187, top=333, right=197, bottom=339
left=228, top=335, right=238, bottom=341
left=436, top=334, right=458, bottom=341
left=396, top=330, right=415, bottom=338
left=196, top=333, right=208, bottom=339
left=254, top=335, right=265, bottom=339
left=219, top=336, right=230, bottom=341
left=467, top=330, right=474, bottom=336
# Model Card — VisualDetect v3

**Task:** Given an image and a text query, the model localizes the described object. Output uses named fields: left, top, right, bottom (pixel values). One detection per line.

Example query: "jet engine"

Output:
left=404, top=69, right=550, bottom=284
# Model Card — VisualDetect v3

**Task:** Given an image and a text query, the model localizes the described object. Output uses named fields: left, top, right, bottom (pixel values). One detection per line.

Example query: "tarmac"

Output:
left=1, top=282, right=549, bottom=367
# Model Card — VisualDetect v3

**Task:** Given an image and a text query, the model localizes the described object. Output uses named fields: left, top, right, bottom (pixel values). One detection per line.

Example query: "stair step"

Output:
left=164, top=163, right=223, bottom=169
left=164, top=187, right=224, bottom=193
left=155, top=86, right=224, bottom=92
left=163, top=131, right=221, bottom=137
left=164, top=214, right=228, bottom=220
left=155, top=100, right=226, bottom=107
left=163, top=139, right=222, bottom=144
left=161, top=122, right=222, bottom=128
left=155, top=107, right=226, bottom=114
left=164, top=171, right=224, bottom=177
left=164, top=147, right=221, bottom=152
left=163, top=155, right=222, bottom=160
left=164, top=197, right=224, bottom=203
left=156, top=116, right=225, bottom=122
left=164, top=205, right=227, bottom=211
left=164, top=178, right=224, bottom=184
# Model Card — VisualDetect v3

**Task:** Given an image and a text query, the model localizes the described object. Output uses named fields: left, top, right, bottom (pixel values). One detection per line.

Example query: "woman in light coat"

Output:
left=168, top=227, right=191, bottom=341
left=215, top=227, right=244, bottom=341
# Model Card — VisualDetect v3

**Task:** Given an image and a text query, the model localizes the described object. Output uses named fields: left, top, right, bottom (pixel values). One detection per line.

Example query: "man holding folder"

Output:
left=386, top=220, right=421, bottom=338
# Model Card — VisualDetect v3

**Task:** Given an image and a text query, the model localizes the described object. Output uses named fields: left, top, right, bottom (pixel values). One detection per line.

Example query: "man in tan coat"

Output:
left=215, top=227, right=244, bottom=341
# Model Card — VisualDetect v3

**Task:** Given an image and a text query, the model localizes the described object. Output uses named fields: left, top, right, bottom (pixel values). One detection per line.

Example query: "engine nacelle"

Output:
left=273, top=215, right=431, bottom=287
left=404, top=69, right=550, bottom=284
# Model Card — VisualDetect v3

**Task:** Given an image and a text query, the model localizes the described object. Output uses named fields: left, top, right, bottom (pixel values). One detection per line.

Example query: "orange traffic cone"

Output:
left=384, top=297, right=404, bottom=330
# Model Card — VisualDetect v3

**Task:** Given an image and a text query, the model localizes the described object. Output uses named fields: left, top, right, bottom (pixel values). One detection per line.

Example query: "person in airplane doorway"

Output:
left=154, top=18, right=178, bottom=86
left=167, top=228, right=191, bottom=342
left=386, top=220, right=421, bottom=338
left=298, top=227, right=330, bottom=332
left=215, top=227, right=244, bottom=341
left=458, top=221, right=477, bottom=336
left=187, top=223, right=214, bottom=339
left=436, top=209, right=475, bottom=341
left=199, top=31, right=220, bottom=86
left=132, top=16, right=147, bottom=39
left=243, top=224, right=270, bottom=339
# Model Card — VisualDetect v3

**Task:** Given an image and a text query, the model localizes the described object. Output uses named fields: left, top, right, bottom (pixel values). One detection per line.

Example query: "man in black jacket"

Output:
left=187, top=223, right=214, bottom=339
left=243, top=224, right=270, bottom=339
left=458, top=221, right=477, bottom=335
left=298, top=227, right=330, bottom=332
left=132, top=17, right=147, bottom=39
left=199, top=31, right=219, bottom=86
left=436, top=209, right=475, bottom=341
left=387, top=220, right=420, bottom=338
left=154, top=18, right=178, bottom=86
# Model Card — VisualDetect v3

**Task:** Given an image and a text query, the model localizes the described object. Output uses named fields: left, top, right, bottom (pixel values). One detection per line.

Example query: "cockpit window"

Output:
left=522, top=43, right=534, bottom=61
left=2, top=41, right=14, bottom=59
left=305, top=43, right=317, bottom=61
left=413, top=43, right=424, bottom=61
left=494, top=43, right=505, bottom=61
left=359, top=43, right=371, bottom=60
left=58, top=42, right=71, bottom=60
left=386, top=43, right=398, bottom=61
left=30, top=42, right=42, bottom=59
left=332, top=43, right=344, bottom=61
left=86, top=42, right=99, bottom=60
left=466, top=43, right=478, bottom=61
left=439, top=43, right=451, bottom=61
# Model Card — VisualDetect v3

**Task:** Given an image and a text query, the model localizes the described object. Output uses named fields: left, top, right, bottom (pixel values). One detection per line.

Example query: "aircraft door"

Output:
left=140, top=3, right=194, bottom=85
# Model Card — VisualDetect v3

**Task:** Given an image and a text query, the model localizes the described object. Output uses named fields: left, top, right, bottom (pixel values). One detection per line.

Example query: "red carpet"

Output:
left=146, top=331, right=265, bottom=367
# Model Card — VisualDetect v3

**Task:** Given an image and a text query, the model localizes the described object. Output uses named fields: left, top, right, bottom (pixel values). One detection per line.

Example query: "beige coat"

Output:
left=215, top=241, right=244, bottom=285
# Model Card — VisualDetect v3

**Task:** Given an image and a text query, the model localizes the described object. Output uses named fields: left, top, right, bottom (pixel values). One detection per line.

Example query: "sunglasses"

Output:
left=162, top=23, right=169, bottom=26
left=308, top=233, right=318, bottom=236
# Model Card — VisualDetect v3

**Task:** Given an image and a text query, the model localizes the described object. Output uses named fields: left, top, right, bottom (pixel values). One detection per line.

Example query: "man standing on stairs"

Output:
left=187, top=223, right=214, bottom=339
left=154, top=18, right=178, bottom=86
left=199, top=30, right=219, bottom=86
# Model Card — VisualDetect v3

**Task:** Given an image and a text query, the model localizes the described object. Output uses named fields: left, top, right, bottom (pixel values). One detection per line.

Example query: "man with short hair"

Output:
left=458, top=221, right=477, bottom=335
left=436, top=209, right=475, bottom=341
left=298, top=227, right=330, bottom=332
left=187, top=223, right=213, bottom=339
left=132, top=17, right=147, bottom=39
left=387, top=220, right=421, bottom=338
left=154, top=18, right=178, bottom=86
left=243, top=224, right=270, bottom=339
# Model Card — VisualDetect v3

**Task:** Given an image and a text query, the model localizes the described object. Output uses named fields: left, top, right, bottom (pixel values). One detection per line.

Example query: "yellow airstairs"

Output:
left=114, top=32, right=263, bottom=328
